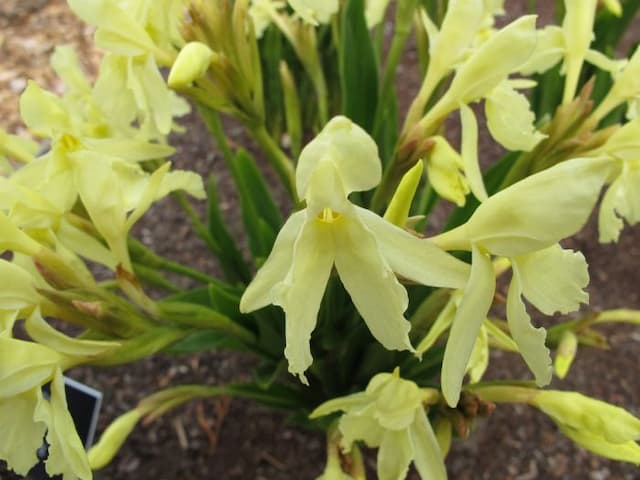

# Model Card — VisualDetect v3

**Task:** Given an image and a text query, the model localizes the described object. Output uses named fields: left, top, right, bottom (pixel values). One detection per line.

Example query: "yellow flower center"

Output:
left=318, top=207, right=341, bottom=223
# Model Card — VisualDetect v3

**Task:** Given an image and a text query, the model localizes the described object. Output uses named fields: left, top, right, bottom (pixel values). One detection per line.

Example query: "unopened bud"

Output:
left=384, top=160, right=424, bottom=227
left=602, top=0, right=622, bottom=17
left=554, top=330, right=578, bottom=379
left=88, top=410, right=142, bottom=469
left=168, top=42, right=214, bottom=89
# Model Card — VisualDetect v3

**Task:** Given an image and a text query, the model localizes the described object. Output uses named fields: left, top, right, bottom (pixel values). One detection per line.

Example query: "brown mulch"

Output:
left=1, top=1, right=640, bottom=480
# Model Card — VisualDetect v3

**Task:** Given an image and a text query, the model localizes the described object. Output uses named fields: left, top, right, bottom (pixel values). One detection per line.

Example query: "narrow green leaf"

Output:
left=340, top=0, right=379, bottom=132
left=166, top=330, right=247, bottom=354
left=234, top=149, right=283, bottom=259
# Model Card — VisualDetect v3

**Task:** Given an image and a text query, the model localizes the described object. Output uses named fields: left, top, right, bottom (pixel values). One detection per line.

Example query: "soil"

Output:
left=1, top=1, right=640, bottom=480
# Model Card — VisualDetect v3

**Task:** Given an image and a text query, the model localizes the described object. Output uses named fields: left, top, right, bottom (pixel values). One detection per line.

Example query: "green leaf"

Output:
left=208, top=282, right=243, bottom=319
left=376, top=92, right=399, bottom=167
left=207, top=174, right=251, bottom=283
left=163, top=286, right=212, bottom=306
left=340, top=0, right=379, bottom=132
left=259, top=26, right=285, bottom=137
left=225, top=382, right=305, bottom=410
left=166, top=330, right=247, bottom=354
left=253, top=359, right=287, bottom=389
left=234, top=149, right=283, bottom=259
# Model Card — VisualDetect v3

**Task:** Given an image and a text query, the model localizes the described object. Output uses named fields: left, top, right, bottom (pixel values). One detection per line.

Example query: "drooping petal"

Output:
left=0, top=259, right=40, bottom=311
left=445, top=16, right=537, bottom=104
left=309, top=391, right=371, bottom=419
left=377, top=429, right=414, bottom=480
left=0, top=337, right=59, bottom=397
left=431, top=157, right=614, bottom=255
left=506, top=270, right=552, bottom=387
left=0, top=388, right=46, bottom=476
left=441, top=244, right=495, bottom=407
left=356, top=207, right=470, bottom=289
left=34, top=369, right=92, bottom=480
left=369, top=373, right=425, bottom=431
left=485, top=80, right=546, bottom=152
left=338, top=407, right=386, bottom=450
left=513, top=244, right=589, bottom=315
left=274, top=219, right=335, bottom=382
left=240, top=211, right=306, bottom=312
left=518, top=25, right=564, bottom=75
left=598, top=176, right=625, bottom=243
left=459, top=103, right=488, bottom=201
left=334, top=217, right=413, bottom=353
left=425, top=136, right=470, bottom=206
left=411, top=409, right=447, bottom=480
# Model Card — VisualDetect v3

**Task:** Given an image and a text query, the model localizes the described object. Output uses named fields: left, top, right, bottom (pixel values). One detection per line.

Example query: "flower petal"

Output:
left=506, top=270, right=552, bottom=386
left=0, top=389, right=46, bottom=476
left=431, top=157, right=614, bottom=255
left=0, top=337, right=59, bottom=397
left=35, top=369, right=92, bottom=480
left=513, top=244, right=589, bottom=315
left=446, top=16, right=537, bottom=104
left=296, top=116, right=380, bottom=199
left=485, top=81, right=546, bottom=152
left=377, top=429, right=414, bottom=480
left=356, top=207, right=470, bottom=289
left=598, top=176, right=625, bottom=243
left=309, top=391, right=370, bottom=419
left=339, top=407, right=385, bottom=450
left=441, top=244, right=495, bottom=407
left=274, top=219, right=335, bottom=382
left=240, top=211, right=306, bottom=312
left=459, top=103, right=488, bottom=201
left=334, top=217, right=413, bottom=353
left=411, top=409, right=447, bottom=480
left=0, top=259, right=40, bottom=310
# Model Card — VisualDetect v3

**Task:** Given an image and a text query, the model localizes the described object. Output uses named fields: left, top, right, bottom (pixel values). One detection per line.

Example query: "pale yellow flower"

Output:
left=241, top=117, right=470, bottom=381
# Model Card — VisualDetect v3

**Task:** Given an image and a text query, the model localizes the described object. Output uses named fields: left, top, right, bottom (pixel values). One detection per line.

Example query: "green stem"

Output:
left=414, top=181, right=437, bottom=231
left=198, top=105, right=236, bottom=167
left=129, top=237, right=219, bottom=284
left=172, top=191, right=220, bottom=255
left=250, top=124, right=298, bottom=201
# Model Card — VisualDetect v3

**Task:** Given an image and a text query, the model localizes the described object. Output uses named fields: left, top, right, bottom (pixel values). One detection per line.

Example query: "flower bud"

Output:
left=384, top=160, right=424, bottom=227
left=168, top=42, right=214, bottom=89
left=554, top=330, right=578, bottom=379
left=88, top=410, right=142, bottom=470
